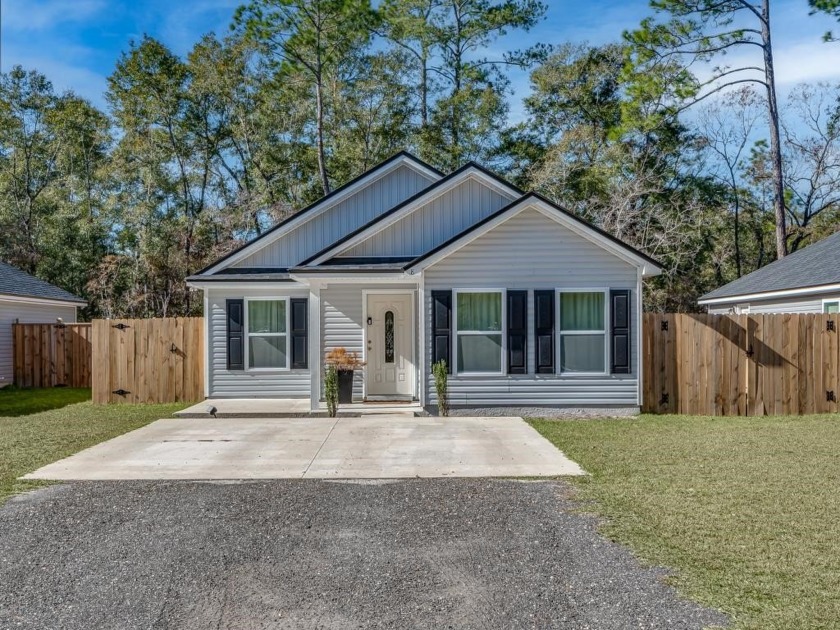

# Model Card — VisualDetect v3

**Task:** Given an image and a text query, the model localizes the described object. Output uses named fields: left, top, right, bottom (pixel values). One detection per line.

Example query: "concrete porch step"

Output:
left=175, top=398, right=427, bottom=419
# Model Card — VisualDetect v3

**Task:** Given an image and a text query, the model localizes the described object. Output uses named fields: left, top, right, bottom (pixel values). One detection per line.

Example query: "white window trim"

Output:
left=453, top=288, right=507, bottom=376
left=556, top=288, right=610, bottom=377
left=244, top=297, right=291, bottom=372
left=822, top=298, right=840, bottom=314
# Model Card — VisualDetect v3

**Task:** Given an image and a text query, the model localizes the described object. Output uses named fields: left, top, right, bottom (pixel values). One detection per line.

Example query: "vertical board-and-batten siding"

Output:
left=706, top=293, right=839, bottom=314
left=0, top=298, right=77, bottom=385
left=207, top=287, right=311, bottom=397
left=423, top=207, right=640, bottom=407
left=342, top=177, right=515, bottom=258
left=321, top=284, right=417, bottom=401
left=233, top=164, right=435, bottom=268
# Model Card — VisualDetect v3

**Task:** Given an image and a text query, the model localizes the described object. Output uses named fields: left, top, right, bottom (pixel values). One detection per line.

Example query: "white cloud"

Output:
left=773, top=40, right=840, bottom=85
left=3, top=0, right=106, bottom=32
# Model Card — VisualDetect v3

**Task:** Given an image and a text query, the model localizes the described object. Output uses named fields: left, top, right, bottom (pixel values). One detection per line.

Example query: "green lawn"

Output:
left=531, top=414, right=840, bottom=630
left=0, top=387, right=186, bottom=503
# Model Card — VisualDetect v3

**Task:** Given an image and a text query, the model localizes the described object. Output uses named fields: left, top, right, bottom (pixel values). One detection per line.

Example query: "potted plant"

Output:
left=325, top=348, right=365, bottom=405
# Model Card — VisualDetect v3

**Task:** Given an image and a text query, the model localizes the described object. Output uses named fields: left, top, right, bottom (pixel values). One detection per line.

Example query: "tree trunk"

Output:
left=315, top=78, right=330, bottom=196
left=761, top=0, right=787, bottom=259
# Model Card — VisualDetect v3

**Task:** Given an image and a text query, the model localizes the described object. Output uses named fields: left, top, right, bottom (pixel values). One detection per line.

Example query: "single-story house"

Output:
left=699, top=230, right=840, bottom=314
left=187, top=152, right=662, bottom=415
left=0, top=261, right=86, bottom=387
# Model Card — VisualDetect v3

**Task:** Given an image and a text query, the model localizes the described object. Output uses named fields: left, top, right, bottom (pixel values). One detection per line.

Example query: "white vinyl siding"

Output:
left=706, top=294, right=840, bottom=314
left=340, top=177, right=515, bottom=258
left=0, top=298, right=78, bottom=386
left=234, top=164, right=435, bottom=268
left=423, top=207, right=639, bottom=407
left=207, top=287, right=310, bottom=398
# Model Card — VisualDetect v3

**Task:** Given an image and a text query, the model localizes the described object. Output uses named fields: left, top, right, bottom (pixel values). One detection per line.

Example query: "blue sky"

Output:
left=4, top=0, right=840, bottom=122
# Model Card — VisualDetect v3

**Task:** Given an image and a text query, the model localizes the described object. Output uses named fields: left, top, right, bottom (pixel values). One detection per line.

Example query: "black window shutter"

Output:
left=290, top=298, right=308, bottom=369
left=431, top=290, right=452, bottom=373
left=226, top=299, right=244, bottom=371
left=507, top=290, right=527, bottom=374
left=534, top=290, right=555, bottom=374
left=610, top=289, right=631, bottom=374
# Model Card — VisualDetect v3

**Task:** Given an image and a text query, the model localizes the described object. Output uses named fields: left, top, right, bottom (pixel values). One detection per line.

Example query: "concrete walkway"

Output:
left=24, top=416, right=585, bottom=480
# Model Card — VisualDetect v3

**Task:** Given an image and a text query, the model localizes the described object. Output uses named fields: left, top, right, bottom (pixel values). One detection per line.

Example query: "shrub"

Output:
left=324, top=366, right=338, bottom=417
left=432, top=359, right=449, bottom=416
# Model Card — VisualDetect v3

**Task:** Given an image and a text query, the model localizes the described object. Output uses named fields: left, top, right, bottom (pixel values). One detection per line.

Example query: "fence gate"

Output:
left=92, top=317, right=204, bottom=404
left=12, top=323, right=92, bottom=388
left=642, top=313, right=840, bottom=416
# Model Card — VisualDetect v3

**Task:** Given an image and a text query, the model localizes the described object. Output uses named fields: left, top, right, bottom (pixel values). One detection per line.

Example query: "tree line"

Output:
left=1, top=0, right=839, bottom=316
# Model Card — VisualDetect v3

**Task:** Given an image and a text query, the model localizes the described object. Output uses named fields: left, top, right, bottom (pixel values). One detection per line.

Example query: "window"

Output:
left=558, top=290, right=607, bottom=374
left=246, top=299, right=289, bottom=370
left=824, top=300, right=839, bottom=314
left=455, top=290, right=504, bottom=374
left=385, top=310, right=395, bottom=363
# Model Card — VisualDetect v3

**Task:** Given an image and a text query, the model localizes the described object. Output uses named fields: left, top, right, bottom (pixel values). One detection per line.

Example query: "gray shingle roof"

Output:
left=700, top=229, right=840, bottom=302
left=0, top=261, right=86, bottom=304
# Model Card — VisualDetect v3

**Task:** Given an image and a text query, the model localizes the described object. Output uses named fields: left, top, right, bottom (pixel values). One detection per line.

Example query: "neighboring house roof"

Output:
left=0, top=261, right=86, bottom=305
left=699, top=230, right=840, bottom=304
left=197, top=151, right=443, bottom=275
left=404, top=193, right=663, bottom=275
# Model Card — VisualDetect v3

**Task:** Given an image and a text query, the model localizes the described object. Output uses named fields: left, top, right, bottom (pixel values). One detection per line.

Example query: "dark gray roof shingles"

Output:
left=0, top=261, right=86, bottom=304
left=700, top=230, right=840, bottom=301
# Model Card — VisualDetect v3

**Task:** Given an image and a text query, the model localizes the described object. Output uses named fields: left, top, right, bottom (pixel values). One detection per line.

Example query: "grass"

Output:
left=530, top=414, right=840, bottom=630
left=0, top=386, right=92, bottom=416
left=0, top=387, right=186, bottom=504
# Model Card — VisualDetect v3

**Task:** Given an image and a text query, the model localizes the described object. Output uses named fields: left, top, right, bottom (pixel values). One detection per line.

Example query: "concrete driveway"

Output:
left=24, top=416, right=584, bottom=480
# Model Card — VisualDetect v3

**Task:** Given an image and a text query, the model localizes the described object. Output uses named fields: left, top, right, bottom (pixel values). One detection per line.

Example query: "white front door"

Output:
left=365, top=293, right=415, bottom=399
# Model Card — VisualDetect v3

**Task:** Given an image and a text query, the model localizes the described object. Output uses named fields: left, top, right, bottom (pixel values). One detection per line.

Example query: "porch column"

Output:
left=309, top=281, right=322, bottom=411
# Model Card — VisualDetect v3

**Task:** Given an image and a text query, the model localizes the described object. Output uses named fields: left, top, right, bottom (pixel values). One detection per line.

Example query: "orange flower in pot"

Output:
left=325, top=348, right=366, bottom=404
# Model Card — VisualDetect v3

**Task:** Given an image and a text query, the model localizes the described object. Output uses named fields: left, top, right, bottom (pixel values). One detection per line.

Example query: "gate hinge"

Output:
left=659, top=393, right=669, bottom=405
left=112, top=323, right=130, bottom=330
left=660, top=320, right=668, bottom=331
left=112, top=389, right=130, bottom=396
left=828, top=320, right=836, bottom=332
left=828, top=391, right=836, bottom=403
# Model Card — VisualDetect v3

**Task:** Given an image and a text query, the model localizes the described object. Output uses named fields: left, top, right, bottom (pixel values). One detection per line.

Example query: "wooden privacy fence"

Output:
left=643, top=313, right=840, bottom=416
left=13, top=323, right=92, bottom=388
left=92, top=317, right=204, bottom=404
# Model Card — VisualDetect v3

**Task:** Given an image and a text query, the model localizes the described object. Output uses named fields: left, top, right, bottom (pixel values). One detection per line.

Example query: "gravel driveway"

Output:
left=0, top=479, right=727, bottom=630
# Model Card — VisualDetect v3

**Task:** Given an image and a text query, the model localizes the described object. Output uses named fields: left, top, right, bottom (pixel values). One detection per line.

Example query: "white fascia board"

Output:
left=305, top=169, right=520, bottom=266
left=288, top=273, right=419, bottom=284
left=201, top=155, right=440, bottom=275
left=698, top=282, right=840, bottom=305
left=0, top=294, right=86, bottom=308
left=407, top=199, right=662, bottom=275
left=186, top=280, right=310, bottom=290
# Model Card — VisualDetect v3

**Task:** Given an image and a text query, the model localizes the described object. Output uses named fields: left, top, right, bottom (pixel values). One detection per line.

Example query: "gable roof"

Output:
left=299, top=161, right=522, bottom=266
left=699, top=229, right=840, bottom=304
left=404, top=192, right=663, bottom=275
left=197, top=151, right=443, bottom=275
left=0, top=262, right=86, bottom=305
